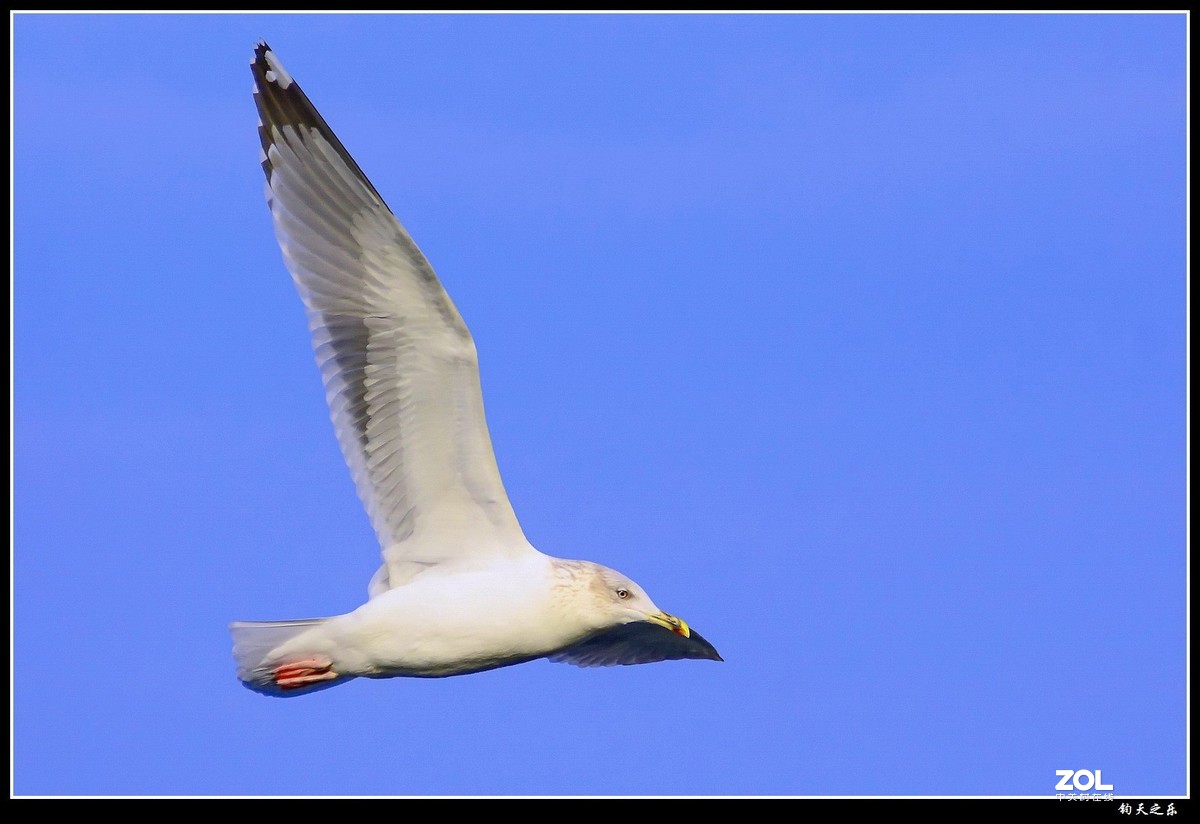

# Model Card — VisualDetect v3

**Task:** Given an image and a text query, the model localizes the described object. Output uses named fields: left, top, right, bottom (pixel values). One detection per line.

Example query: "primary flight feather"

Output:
left=231, top=41, right=721, bottom=696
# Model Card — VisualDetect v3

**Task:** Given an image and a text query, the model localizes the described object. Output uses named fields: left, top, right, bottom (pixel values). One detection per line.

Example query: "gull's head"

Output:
left=576, top=562, right=688, bottom=634
left=547, top=560, right=722, bottom=667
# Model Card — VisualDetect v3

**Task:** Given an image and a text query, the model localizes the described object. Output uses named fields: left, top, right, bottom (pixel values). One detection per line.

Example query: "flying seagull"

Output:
left=231, top=41, right=721, bottom=696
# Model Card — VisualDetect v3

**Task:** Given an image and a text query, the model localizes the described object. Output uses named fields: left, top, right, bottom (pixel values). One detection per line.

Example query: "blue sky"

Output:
left=13, top=13, right=1187, bottom=796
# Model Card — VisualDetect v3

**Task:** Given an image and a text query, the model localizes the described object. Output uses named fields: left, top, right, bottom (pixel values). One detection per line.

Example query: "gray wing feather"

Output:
left=251, top=42, right=530, bottom=591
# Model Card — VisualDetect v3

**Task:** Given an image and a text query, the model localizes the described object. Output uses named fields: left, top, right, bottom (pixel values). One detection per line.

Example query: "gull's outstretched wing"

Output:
left=251, top=42, right=531, bottom=593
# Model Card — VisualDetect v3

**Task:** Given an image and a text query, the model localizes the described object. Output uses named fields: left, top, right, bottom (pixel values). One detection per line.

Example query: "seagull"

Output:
left=231, top=41, right=721, bottom=696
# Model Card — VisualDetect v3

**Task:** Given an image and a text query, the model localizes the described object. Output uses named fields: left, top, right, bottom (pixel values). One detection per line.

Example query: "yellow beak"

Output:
left=650, top=611, right=691, bottom=638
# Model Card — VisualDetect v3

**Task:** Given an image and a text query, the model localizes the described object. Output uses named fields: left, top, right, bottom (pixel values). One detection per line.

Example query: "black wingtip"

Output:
left=549, top=621, right=723, bottom=668
left=686, top=628, right=724, bottom=662
left=249, top=41, right=392, bottom=212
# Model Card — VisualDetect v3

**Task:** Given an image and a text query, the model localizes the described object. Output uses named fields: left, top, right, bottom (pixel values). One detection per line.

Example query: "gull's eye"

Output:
left=616, top=588, right=630, bottom=600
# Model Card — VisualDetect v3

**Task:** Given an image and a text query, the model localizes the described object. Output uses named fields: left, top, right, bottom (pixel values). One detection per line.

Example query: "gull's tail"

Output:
left=230, top=618, right=351, bottom=697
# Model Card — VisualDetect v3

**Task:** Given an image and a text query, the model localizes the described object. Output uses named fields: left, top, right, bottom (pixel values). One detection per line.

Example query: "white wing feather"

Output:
left=251, top=43, right=531, bottom=593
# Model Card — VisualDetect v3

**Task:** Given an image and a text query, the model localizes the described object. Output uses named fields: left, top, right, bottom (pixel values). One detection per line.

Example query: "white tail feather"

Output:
left=229, top=618, right=347, bottom=697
